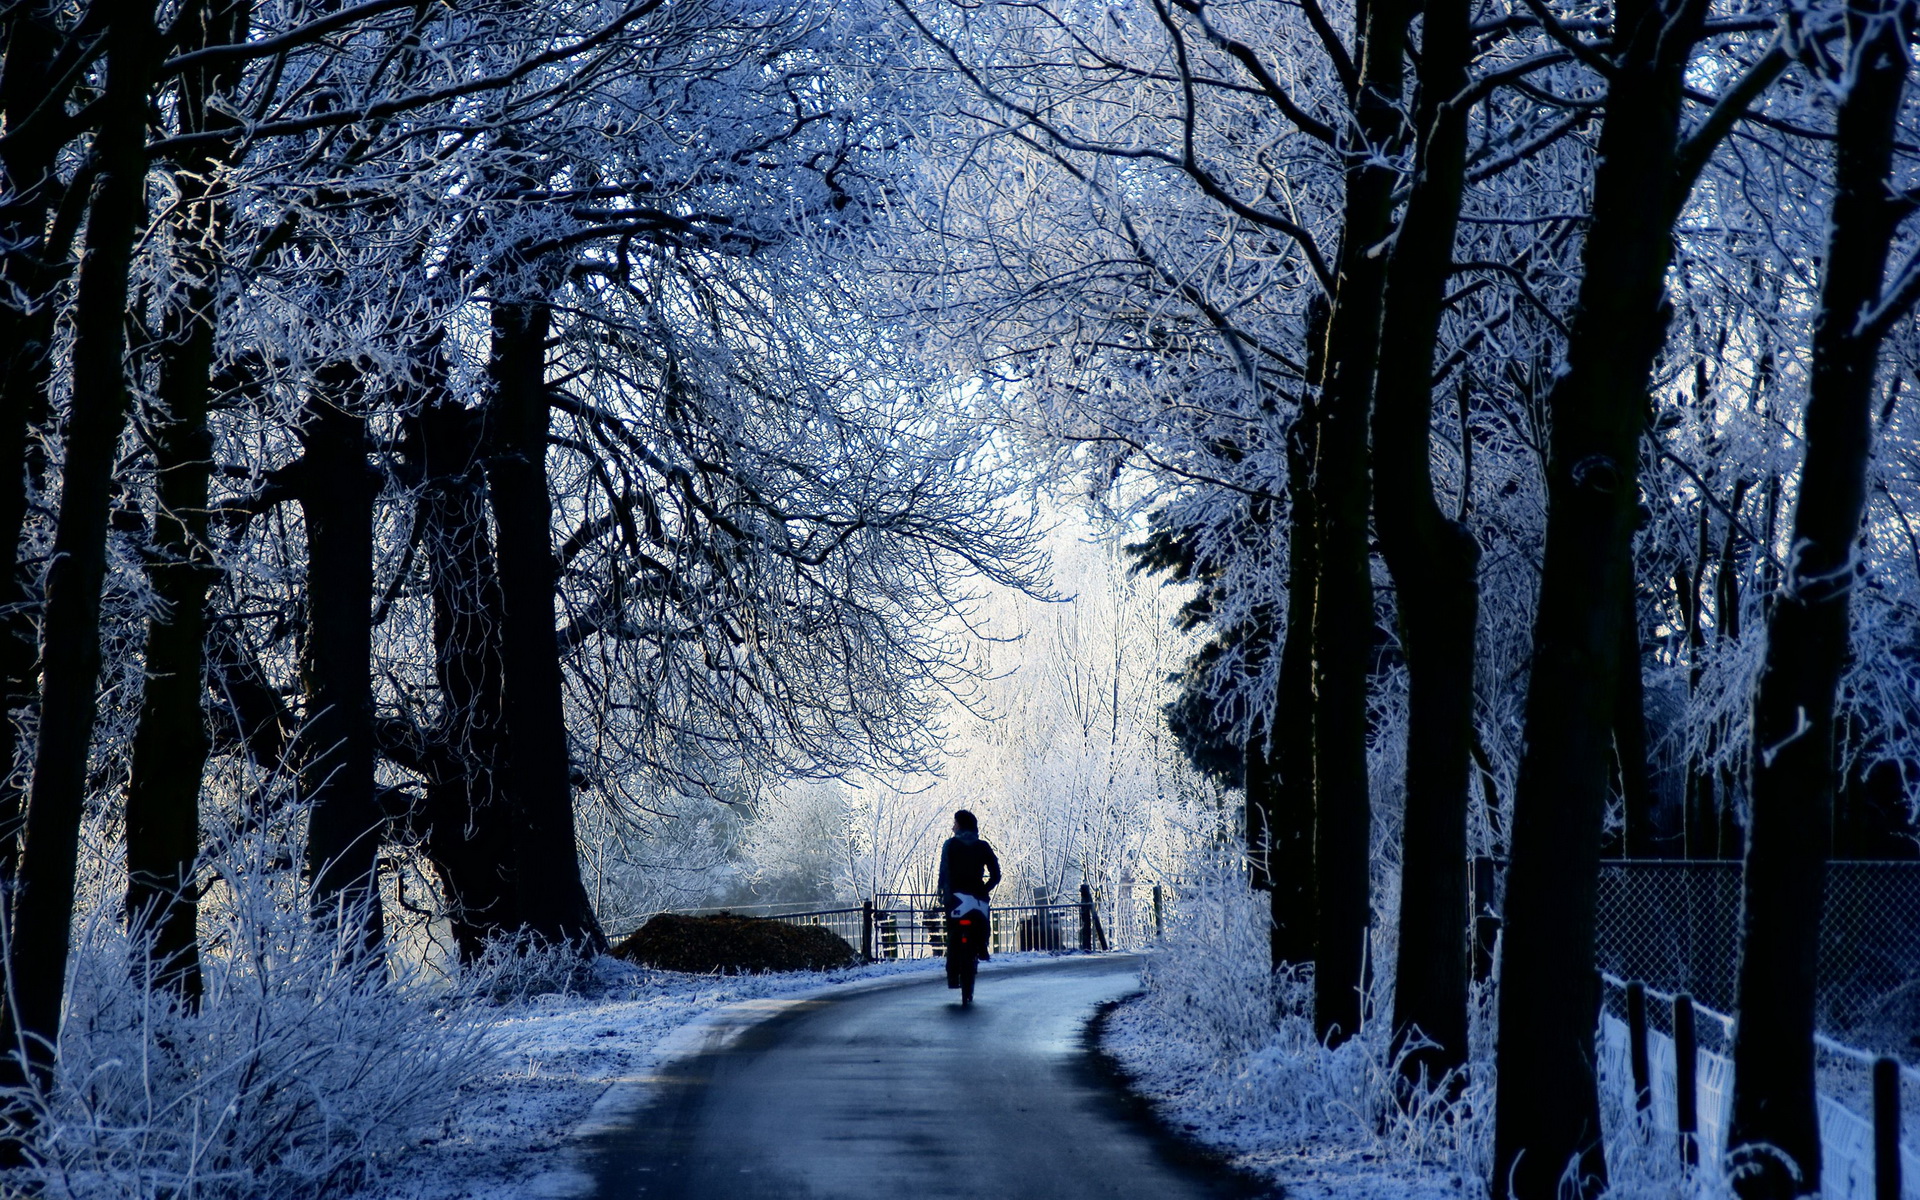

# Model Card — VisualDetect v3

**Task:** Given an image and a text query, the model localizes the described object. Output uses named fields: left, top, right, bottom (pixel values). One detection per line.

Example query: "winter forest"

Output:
left=3, top=0, right=1920, bottom=1196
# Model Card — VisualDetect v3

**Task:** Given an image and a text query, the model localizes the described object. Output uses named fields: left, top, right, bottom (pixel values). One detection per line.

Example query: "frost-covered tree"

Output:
left=0, top=0, right=1047, bottom=1158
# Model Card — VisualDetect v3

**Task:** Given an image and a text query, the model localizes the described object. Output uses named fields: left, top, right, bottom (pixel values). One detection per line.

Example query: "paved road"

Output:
left=585, top=954, right=1257, bottom=1199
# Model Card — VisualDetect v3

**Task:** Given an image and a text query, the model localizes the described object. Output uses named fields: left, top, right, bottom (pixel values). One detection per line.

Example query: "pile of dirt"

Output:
left=611, top=912, right=859, bottom=974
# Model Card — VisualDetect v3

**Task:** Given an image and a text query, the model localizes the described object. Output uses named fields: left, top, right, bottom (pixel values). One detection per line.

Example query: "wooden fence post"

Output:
left=861, top=899, right=874, bottom=962
left=1876, top=1055, right=1901, bottom=1200
left=1079, top=883, right=1093, bottom=953
left=1152, top=883, right=1164, bottom=941
left=1675, top=993, right=1698, bottom=1168
left=1627, top=980, right=1652, bottom=1116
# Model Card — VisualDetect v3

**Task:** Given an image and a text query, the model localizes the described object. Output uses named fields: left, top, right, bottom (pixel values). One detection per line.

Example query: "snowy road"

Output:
left=581, top=954, right=1259, bottom=1199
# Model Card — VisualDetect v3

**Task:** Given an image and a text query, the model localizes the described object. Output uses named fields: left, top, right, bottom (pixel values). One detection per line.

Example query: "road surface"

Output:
left=584, top=954, right=1261, bottom=1199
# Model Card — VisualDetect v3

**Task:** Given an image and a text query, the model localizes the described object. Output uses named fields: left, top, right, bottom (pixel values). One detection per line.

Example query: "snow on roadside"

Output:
left=1098, top=857, right=1485, bottom=1200
left=351, top=953, right=950, bottom=1200
left=1099, top=989, right=1478, bottom=1200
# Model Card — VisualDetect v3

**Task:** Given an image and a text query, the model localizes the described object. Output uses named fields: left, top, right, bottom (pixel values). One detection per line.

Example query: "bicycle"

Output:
left=946, top=910, right=985, bottom=1005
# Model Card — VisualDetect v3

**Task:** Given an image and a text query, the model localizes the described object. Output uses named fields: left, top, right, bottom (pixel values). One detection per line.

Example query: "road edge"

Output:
left=1080, top=994, right=1286, bottom=1199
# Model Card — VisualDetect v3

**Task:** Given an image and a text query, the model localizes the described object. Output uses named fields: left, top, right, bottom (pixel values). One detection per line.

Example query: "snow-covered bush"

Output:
left=1133, top=851, right=1280, bottom=1062
left=1116, top=843, right=1738, bottom=1198
left=1112, top=846, right=1494, bottom=1196
left=3, top=841, right=497, bottom=1200
left=440, top=934, right=607, bottom=1009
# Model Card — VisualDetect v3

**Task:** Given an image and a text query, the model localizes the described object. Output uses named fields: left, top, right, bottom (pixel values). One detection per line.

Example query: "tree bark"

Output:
left=123, top=288, right=217, bottom=1003
left=1, top=0, right=156, bottom=1098
left=124, top=0, right=249, bottom=1006
left=1492, top=0, right=1710, bottom=1189
left=1729, top=8, right=1912, bottom=1194
left=1615, top=587, right=1661, bottom=858
left=483, top=301, right=604, bottom=950
left=1311, top=0, right=1412, bottom=1046
left=1267, top=408, right=1320, bottom=968
left=0, top=1, right=82, bottom=887
left=207, top=623, right=296, bottom=774
left=1374, top=0, right=1476, bottom=1085
left=298, top=383, right=385, bottom=947
left=408, top=396, right=526, bottom=961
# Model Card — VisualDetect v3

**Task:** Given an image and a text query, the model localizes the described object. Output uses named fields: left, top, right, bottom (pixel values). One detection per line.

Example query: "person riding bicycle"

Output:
left=937, top=809, right=1001, bottom=988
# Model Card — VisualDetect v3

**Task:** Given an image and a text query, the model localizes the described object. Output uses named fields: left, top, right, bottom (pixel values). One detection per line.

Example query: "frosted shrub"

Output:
left=1136, top=853, right=1279, bottom=1063
left=443, top=934, right=604, bottom=1007
left=1118, top=846, right=1493, bottom=1195
left=3, top=848, right=497, bottom=1200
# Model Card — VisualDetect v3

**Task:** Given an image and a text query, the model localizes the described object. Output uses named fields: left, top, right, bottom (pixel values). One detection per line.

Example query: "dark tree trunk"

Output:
left=1268, top=414, right=1319, bottom=967
left=123, top=284, right=217, bottom=1003
left=298, top=384, right=385, bottom=946
left=123, top=0, right=249, bottom=1006
left=1373, top=0, right=1476, bottom=1084
left=483, top=302, right=604, bottom=950
left=1492, top=0, right=1709, bottom=1189
left=1729, top=9, right=1912, bottom=1194
left=0, top=0, right=156, bottom=1098
left=1311, top=0, right=1411, bottom=1046
left=208, top=623, right=296, bottom=773
left=0, top=2, right=80, bottom=887
left=408, top=397, right=525, bottom=961
left=1615, top=586, right=1661, bottom=857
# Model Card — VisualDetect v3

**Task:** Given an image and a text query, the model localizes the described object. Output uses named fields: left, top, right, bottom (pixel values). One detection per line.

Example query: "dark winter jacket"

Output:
left=937, top=831, right=1002, bottom=909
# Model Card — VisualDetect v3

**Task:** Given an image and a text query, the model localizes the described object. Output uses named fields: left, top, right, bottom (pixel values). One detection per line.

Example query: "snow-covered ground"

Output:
left=348, top=953, right=983, bottom=1200
left=1092, top=859, right=1492, bottom=1200
left=1099, top=988, right=1481, bottom=1200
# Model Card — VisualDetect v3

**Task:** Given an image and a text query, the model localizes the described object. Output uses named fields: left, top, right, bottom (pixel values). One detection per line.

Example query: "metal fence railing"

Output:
left=613, top=881, right=1165, bottom=964
left=1592, top=860, right=1920, bottom=1044
left=607, top=904, right=870, bottom=952
left=870, top=889, right=1112, bottom=959
left=762, top=906, right=868, bottom=952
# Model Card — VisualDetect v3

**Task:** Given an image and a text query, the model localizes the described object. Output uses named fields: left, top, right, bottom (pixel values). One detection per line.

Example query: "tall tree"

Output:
left=1728, top=4, right=1917, bottom=1193
left=0, top=2, right=96, bottom=886
left=484, top=299, right=604, bottom=949
left=297, top=382, right=385, bottom=946
left=124, top=0, right=251, bottom=1005
left=1492, top=0, right=1790, bottom=1191
left=392, top=392, right=526, bottom=961
left=2, top=0, right=158, bottom=1095
left=1266, top=295, right=1330, bottom=970
left=1311, top=0, right=1412, bottom=1046
left=1373, top=0, right=1476, bottom=1083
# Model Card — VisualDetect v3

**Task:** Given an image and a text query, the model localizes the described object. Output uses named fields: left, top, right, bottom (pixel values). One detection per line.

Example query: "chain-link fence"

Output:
left=1593, top=860, right=1920, bottom=1046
